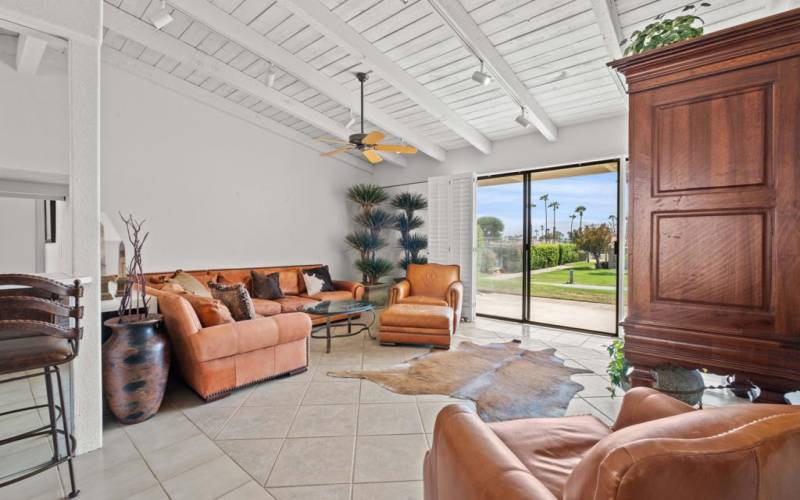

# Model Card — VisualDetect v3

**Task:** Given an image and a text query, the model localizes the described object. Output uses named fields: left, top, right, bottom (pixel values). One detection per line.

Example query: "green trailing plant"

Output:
left=606, top=339, right=630, bottom=397
left=391, top=191, right=429, bottom=271
left=346, top=184, right=393, bottom=285
left=623, top=3, right=710, bottom=56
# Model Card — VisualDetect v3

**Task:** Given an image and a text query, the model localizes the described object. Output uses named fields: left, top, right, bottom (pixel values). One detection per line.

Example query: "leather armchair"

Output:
left=424, top=387, right=800, bottom=500
left=389, top=263, right=463, bottom=332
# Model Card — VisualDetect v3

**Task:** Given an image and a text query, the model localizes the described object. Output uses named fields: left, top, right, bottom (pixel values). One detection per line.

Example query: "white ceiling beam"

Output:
left=169, top=0, right=445, bottom=162
left=589, top=0, right=628, bottom=101
left=104, top=5, right=405, bottom=168
left=15, top=33, right=48, bottom=75
left=278, top=0, right=493, bottom=154
left=427, top=0, right=558, bottom=142
left=102, top=47, right=373, bottom=174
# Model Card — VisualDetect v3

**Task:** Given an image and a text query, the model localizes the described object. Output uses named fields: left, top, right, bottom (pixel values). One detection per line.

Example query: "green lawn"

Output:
left=533, top=262, right=617, bottom=286
left=477, top=262, right=619, bottom=305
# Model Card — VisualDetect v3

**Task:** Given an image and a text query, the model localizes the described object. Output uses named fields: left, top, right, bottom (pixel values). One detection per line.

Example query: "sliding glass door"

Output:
left=475, top=175, right=524, bottom=320
left=475, top=160, right=621, bottom=335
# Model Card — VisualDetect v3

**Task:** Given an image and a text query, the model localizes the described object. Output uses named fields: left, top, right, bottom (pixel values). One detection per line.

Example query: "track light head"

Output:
left=515, top=107, right=533, bottom=128
left=151, top=1, right=173, bottom=29
left=471, top=61, right=492, bottom=86
left=265, top=62, right=276, bottom=88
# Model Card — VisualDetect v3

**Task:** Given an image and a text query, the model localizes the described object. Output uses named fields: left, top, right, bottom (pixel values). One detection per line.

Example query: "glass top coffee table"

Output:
left=302, top=300, right=376, bottom=353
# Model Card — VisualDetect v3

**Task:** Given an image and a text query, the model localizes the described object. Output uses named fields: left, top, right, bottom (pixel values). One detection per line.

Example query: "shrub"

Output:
left=531, top=244, right=559, bottom=270
left=496, top=245, right=522, bottom=273
left=558, top=243, right=580, bottom=265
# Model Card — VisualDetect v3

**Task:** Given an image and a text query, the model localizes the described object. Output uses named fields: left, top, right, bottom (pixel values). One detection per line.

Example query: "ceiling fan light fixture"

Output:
left=471, top=60, right=492, bottom=86
left=151, top=0, right=173, bottom=29
left=265, top=62, right=276, bottom=88
left=515, top=107, right=533, bottom=128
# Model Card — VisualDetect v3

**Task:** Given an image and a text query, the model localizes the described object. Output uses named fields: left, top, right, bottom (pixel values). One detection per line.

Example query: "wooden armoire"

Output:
left=610, top=9, right=800, bottom=402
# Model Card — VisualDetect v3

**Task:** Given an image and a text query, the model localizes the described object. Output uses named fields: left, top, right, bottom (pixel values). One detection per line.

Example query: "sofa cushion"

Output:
left=252, top=298, right=281, bottom=317
left=275, top=295, right=318, bottom=313
left=180, top=293, right=235, bottom=327
left=400, top=295, right=449, bottom=307
left=278, top=270, right=305, bottom=295
left=489, top=415, right=610, bottom=498
left=308, top=290, right=353, bottom=302
left=209, top=282, right=257, bottom=321
left=169, top=271, right=212, bottom=298
left=251, top=271, right=284, bottom=300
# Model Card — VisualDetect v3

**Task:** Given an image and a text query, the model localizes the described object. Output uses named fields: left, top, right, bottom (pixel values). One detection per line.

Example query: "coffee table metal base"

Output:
left=310, top=312, right=375, bottom=353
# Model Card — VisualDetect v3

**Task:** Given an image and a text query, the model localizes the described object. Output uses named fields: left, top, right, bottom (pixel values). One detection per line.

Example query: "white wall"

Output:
left=0, top=197, right=37, bottom=273
left=375, top=115, right=628, bottom=187
left=0, top=40, right=69, bottom=174
left=100, top=64, right=371, bottom=280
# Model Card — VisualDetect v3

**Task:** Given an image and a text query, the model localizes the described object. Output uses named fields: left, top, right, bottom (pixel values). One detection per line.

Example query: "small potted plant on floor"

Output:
left=102, top=214, right=170, bottom=424
left=606, top=339, right=631, bottom=397
left=346, top=184, right=394, bottom=305
left=391, top=191, right=428, bottom=279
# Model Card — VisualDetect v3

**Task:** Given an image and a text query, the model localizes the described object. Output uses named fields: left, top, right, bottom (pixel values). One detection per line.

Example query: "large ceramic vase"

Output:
left=103, top=314, right=169, bottom=424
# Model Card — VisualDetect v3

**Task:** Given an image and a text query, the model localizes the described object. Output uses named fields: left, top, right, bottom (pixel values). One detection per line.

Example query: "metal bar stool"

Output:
left=0, top=274, right=83, bottom=498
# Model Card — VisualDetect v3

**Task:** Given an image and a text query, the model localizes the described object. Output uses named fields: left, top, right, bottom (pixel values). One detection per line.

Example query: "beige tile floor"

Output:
left=0, top=317, right=746, bottom=500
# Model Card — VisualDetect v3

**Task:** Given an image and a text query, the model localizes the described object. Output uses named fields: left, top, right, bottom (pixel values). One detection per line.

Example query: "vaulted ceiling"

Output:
left=101, top=0, right=780, bottom=166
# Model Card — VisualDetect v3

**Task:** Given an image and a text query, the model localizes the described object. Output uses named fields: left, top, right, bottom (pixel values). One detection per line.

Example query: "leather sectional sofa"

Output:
left=145, top=265, right=364, bottom=399
left=424, top=387, right=800, bottom=500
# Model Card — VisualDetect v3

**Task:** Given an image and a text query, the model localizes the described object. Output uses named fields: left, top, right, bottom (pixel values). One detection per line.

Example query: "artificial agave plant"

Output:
left=391, top=192, right=428, bottom=271
left=346, top=184, right=394, bottom=285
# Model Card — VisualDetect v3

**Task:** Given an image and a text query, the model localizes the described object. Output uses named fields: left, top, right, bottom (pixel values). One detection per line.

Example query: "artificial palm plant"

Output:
left=346, top=184, right=394, bottom=285
left=391, top=192, right=429, bottom=271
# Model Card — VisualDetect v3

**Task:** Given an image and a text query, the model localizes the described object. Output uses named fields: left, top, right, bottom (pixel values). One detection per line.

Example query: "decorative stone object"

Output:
left=654, top=365, right=705, bottom=406
left=102, top=315, right=169, bottom=424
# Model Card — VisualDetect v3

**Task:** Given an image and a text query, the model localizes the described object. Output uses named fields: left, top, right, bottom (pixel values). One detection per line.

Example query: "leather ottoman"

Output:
left=379, top=304, right=453, bottom=348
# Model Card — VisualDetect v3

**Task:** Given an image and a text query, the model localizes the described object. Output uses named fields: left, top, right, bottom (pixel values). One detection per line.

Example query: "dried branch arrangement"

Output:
left=117, top=213, right=150, bottom=322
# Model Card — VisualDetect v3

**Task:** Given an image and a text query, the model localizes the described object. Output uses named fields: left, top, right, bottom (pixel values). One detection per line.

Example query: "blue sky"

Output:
left=477, top=172, right=617, bottom=237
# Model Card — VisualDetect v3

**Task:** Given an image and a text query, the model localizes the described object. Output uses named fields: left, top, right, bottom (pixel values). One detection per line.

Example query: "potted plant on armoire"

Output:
left=345, top=184, right=394, bottom=305
left=102, top=214, right=170, bottom=424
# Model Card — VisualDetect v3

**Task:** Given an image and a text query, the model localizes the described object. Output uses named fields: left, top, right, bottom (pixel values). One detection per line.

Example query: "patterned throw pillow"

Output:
left=251, top=271, right=284, bottom=300
left=302, top=266, right=335, bottom=295
left=208, top=282, right=257, bottom=321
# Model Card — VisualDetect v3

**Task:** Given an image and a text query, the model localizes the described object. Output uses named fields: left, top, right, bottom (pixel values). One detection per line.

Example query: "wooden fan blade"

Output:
left=374, top=144, right=417, bottom=154
left=363, top=149, right=383, bottom=164
left=321, top=146, right=353, bottom=157
left=317, top=136, right=349, bottom=144
left=362, top=131, right=385, bottom=145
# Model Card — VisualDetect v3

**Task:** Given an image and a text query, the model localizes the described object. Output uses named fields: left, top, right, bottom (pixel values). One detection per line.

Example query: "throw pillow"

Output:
left=168, top=270, right=212, bottom=298
left=208, top=282, right=257, bottom=321
left=302, top=266, right=334, bottom=296
left=251, top=271, right=284, bottom=300
left=180, top=293, right=235, bottom=327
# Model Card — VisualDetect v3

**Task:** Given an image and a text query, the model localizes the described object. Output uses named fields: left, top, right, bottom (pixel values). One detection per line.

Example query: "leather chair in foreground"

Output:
left=424, top=387, right=800, bottom=500
left=380, top=263, right=463, bottom=348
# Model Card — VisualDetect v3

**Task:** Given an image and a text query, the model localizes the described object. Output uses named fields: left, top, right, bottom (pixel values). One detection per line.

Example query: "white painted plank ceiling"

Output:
left=102, top=0, right=783, bottom=162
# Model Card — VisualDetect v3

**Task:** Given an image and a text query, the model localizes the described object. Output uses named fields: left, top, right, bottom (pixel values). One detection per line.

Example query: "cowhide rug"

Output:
left=329, top=341, right=591, bottom=422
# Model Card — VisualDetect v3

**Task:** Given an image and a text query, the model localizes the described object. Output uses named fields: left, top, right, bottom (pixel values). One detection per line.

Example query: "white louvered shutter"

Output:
left=428, top=173, right=477, bottom=321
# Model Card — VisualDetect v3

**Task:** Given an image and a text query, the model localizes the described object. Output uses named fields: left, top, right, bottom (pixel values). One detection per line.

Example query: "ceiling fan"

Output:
left=318, top=72, right=417, bottom=164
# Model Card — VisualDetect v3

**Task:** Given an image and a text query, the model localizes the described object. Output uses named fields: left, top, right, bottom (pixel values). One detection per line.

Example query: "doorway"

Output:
left=475, top=159, right=622, bottom=335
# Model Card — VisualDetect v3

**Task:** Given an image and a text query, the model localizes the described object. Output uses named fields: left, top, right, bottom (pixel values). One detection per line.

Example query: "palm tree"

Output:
left=539, top=194, right=549, bottom=241
left=569, top=214, right=577, bottom=240
left=608, top=214, right=617, bottom=233
left=549, top=201, right=560, bottom=242
left=574, top=205, right=586, bottom=232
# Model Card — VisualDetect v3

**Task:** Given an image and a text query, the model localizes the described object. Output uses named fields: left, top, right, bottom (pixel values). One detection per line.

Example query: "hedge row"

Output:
left=531, top=243, right=580, bottom=270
